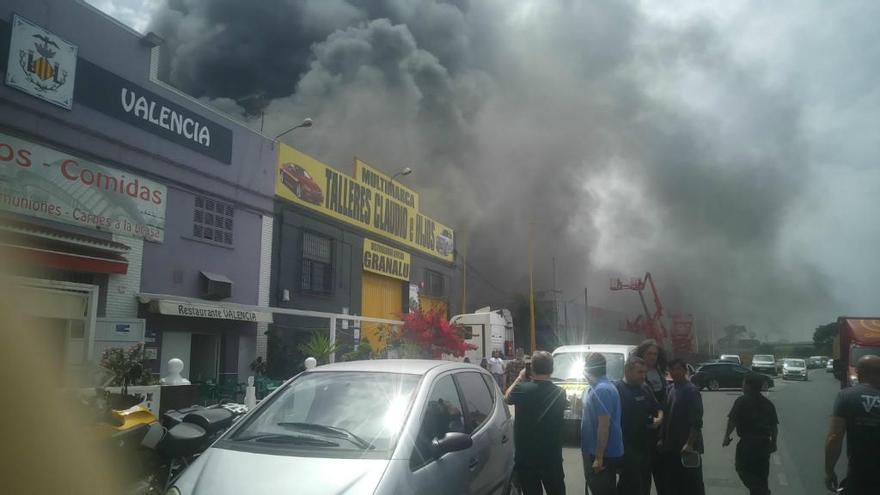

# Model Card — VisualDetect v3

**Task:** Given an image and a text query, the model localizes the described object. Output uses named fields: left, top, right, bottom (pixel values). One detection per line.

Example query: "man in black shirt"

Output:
left=615, top=356, right=663, bottom=495
left=723, top=372, right=779, bottom=495
left=825, top=354, right=880, bottom=495
left=505, top=350, right=568, bottom=495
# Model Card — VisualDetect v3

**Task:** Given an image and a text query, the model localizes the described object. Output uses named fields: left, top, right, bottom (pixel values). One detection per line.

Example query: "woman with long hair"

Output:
left=634, top=339, right=669, bottom=404
left=632, top=339, right=669, bottom=495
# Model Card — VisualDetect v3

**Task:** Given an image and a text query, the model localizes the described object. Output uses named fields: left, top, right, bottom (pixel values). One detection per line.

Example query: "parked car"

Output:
left=691, top=362, right=773, bottom=391
left=807, top=356, right=829, bottom=369
left=280, top=162, right=324, bottom=205
left=719, top=354, right=742, bottom=365
left=826, top=359, right=835, bottom=373
left=167, top=360, right=516, bottom=495
left=783, top=358, right=809, bottom=381
left=750, top=354, right=777, bottom=376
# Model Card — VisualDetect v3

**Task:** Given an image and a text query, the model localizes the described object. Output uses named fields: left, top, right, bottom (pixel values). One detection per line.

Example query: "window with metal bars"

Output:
left=193, top=196, right=234, bottom=246
left=424, top=269, right=445, bottom=297
left=301, top=231, right=333, bottom=294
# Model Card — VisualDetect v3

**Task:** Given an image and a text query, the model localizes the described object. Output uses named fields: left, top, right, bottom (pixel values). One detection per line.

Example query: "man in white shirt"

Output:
left=488, top=350, right=506, bottom=388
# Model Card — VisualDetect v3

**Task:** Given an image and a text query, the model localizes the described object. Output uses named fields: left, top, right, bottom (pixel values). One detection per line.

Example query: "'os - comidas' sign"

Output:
left=0, top=132, right=167, bottom=241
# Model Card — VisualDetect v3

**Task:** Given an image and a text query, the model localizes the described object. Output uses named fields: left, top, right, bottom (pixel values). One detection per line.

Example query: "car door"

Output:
left=454, top=371, right=508, bottom=495
left=713, top=363, right=734, bottom=387
left=697, top=364, right=716, bottom=387
left=728, top=365, right=749, bottom=388
left=407, top=373, right=474, bottom=495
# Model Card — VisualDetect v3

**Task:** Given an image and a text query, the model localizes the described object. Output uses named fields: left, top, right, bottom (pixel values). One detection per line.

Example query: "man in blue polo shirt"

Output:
left=582, top=352, right=624, bottom=495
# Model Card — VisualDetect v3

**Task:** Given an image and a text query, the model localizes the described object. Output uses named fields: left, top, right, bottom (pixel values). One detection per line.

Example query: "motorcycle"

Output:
left=82, top=366, right=248, bottom=494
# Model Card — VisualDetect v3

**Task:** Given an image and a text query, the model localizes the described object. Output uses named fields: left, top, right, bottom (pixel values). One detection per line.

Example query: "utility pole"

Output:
left=552, top=256, right=559, bottom=343
left=584, top=286, right=589, bottom=343
left=461, top=235, right=467, bottom=314
left=528, top=221, right=537, bottom=353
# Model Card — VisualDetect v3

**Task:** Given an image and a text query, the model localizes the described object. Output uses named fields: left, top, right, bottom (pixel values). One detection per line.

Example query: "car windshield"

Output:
left=784, top=359, right=805, bottom=367
left=230, top=371, right=420, bottom=454
left=850, top=346, right=880, bottom=363
left=551, top=352, right=626, bottom=382
left=753, top=355, right=774, bottom=363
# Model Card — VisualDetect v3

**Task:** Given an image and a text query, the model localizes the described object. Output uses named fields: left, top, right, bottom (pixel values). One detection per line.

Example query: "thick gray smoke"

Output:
left=148, top=0, right=880, bottom=340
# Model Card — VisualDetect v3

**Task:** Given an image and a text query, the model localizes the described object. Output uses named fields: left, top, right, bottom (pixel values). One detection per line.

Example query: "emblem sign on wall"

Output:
left=5, top=14, right=78, bottom=110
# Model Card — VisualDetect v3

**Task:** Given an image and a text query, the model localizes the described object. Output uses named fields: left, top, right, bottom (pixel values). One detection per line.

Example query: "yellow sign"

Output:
left=363, top=238, right=411, bottom=281
left=354, top=159, right=420, bottom=211
left=276, top=144, right=454, bottom=261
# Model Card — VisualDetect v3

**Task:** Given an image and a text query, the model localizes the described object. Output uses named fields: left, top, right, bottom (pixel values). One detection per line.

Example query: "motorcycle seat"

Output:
left=159, top=422, right=206, bottom=459
left=183, top=408, right=234, bottom=436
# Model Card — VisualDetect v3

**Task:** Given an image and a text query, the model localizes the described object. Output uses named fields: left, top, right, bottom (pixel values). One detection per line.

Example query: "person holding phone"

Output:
left=504, top=351, right=567, bottom=494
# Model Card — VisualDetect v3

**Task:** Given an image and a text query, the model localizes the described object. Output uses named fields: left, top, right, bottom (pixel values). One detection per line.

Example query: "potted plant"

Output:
left=98, top=342, right=155, bottom=409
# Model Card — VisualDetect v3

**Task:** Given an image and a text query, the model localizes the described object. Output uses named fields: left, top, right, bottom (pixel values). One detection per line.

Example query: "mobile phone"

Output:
left=525, top=362, right=532, bottom=379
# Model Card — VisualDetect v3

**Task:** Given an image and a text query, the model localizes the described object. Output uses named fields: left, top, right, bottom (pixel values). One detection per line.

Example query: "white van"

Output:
left=551, top=344, right=636, bottom=424
left=450, top=307, right=513, bottom=363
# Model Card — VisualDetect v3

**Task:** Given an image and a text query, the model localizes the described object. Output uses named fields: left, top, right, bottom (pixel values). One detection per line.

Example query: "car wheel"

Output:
left=708, top=379, right=720, bottom=391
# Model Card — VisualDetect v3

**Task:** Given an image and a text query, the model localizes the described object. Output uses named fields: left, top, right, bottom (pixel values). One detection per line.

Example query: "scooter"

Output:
left=84, top=369, right=247, bottom=494
left=143, top=402, right=248, bottom=493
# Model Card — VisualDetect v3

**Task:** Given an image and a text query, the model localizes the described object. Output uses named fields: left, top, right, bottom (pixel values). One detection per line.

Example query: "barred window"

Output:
left=301, top=232, right=333, bottom=293
left=424, top=269, right=445, bottom=297
left=193, top=196, right=234, bottom=246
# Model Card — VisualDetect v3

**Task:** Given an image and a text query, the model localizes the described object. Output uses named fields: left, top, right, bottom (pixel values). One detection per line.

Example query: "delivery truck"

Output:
left=449, top=307, right=514, bottom=363
left=833, top=317, right=880, bottom=388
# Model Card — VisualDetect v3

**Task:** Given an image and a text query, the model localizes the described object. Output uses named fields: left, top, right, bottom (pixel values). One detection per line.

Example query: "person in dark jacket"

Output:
left=660, top=358, right=705, bottom=495
left=631, top=339, right=668, bottom=494
left=614, top=356, right=663, bottom=495
left=505, top=351, right=568, bottom=495
left=723, top=372, right=779, bottom=495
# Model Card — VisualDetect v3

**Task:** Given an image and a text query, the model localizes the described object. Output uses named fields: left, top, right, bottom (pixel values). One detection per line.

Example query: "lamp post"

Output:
left=274, top=117, right=313, bottom=141
left=390, top=167, right=413, bottom=182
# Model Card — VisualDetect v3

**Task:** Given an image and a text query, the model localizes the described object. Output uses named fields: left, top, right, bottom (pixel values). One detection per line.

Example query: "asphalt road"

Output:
left=557, top=369, right=844, bottom=495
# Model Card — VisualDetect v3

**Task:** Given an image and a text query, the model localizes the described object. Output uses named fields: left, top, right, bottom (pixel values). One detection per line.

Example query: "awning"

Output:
left=138, top=293, right=274, bottom=323
left=0, top=217, right=130, bottom=274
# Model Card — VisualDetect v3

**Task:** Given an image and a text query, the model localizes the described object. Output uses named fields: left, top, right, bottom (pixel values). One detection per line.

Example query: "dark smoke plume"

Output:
left=149, top=0, right=880, bottom=339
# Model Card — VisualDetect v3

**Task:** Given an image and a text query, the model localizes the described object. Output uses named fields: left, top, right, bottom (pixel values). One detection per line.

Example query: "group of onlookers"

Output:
left=490, top=337, right=878, bottom=495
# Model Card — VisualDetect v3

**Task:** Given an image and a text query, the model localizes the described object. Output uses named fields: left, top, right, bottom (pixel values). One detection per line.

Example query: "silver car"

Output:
left=168, top=360, right=516, bottom=495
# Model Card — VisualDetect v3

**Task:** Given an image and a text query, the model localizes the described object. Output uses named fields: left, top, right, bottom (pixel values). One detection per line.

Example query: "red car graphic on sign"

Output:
left=280, top=163, right=323, bottom=205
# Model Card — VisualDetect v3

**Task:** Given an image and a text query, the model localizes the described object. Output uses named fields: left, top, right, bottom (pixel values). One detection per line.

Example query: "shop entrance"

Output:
left=14, top=279, right=96, bottom=385
left=160, top=331, right=220, bottom=382
left=361, top=271, right=403, bottom=350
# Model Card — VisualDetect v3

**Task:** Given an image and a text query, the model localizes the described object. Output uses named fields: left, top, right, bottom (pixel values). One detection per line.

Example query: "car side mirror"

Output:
left=432, top=432, right=473, bottom=455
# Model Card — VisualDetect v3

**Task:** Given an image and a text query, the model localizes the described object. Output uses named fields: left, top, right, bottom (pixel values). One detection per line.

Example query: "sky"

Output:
left=87, top=0, right=880, bottom=341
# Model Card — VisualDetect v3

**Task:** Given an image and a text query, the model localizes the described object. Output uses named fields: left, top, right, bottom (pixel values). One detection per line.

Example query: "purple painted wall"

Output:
left=0, top=0, right=276, bottom=304
left=141, top=187, right=263, bottom=304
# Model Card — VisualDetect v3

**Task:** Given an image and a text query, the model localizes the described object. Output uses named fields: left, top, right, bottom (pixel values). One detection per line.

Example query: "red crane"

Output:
left=609, top=272, right=667, bottom=342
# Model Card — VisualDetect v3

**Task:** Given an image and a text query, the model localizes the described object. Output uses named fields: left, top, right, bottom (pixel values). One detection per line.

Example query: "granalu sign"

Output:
left=363, top=237, right=411, bottom=281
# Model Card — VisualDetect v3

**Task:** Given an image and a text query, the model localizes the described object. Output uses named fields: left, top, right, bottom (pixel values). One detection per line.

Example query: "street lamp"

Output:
left=390, top=167, right=413, bottom=182
left=274, top=117, right=313, bottom=140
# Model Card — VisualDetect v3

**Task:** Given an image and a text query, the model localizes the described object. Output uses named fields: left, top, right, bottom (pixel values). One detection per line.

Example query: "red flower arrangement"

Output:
left=395, top=307, right=476, bottom=358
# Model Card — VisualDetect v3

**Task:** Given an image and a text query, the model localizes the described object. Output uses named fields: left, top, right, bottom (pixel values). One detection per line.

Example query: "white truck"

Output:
left=449, top=307, right=515, bottom=362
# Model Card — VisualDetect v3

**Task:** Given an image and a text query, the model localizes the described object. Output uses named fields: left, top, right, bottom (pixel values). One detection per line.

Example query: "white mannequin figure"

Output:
left=160, top=358, right=191, bottom=385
